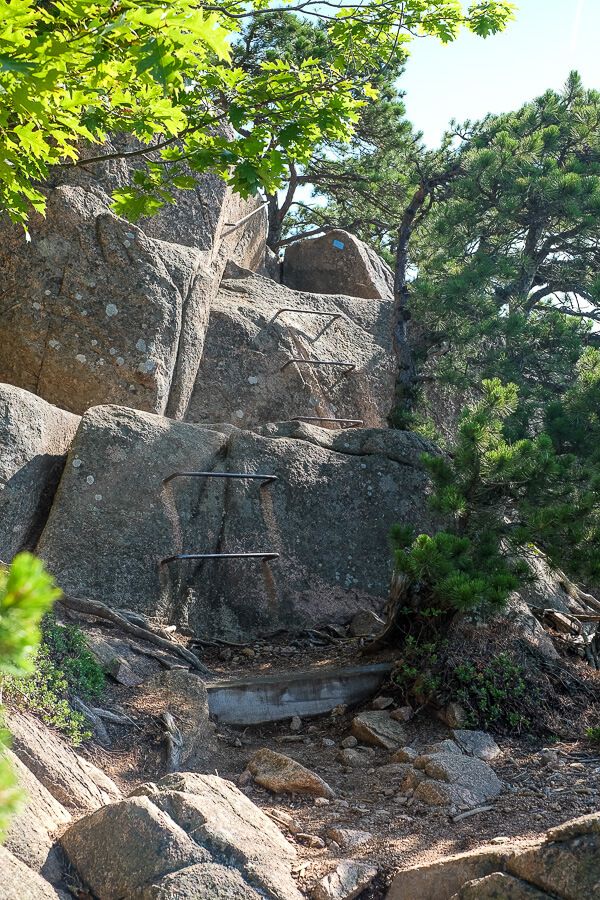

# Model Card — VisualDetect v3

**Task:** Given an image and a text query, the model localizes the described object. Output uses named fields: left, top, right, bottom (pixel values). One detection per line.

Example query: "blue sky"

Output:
left=402, top=0, right=600, bottom=146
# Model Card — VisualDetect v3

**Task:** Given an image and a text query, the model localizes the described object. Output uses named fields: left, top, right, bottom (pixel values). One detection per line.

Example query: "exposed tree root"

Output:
left=57, top=594, right=213, bottom=676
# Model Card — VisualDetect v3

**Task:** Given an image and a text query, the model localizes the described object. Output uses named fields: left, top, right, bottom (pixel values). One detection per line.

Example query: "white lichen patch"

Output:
left=248, top=375, right=258, bottom=385
left=116, top=356, right=125, bottom=366
left=75, top=292, right=83, bottom=301
left=136, top=339, right=147, bottom=352
left=109, top=348, right=117, bottom=355
left=137, top=358, right=157, bottom=374
left=72, top=458, right=82, bottom=468
left=94, top=494, right=103, bottom=501
left=105, top=303, right=118, bottom=317
left=32, top=302, right=41, bottom=311
left=86, top=475, right=95, bottom=485
left=75, top=354, right=87, bottom=364
left=235, top=409, right=244, bottom=419
left=48, top=339, right=60, bottom=350
left=91, top=339, right=98, bottom=346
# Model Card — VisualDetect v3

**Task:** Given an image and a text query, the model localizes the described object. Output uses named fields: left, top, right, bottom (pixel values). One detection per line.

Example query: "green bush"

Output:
left=3, top=614, right=105, bottom=746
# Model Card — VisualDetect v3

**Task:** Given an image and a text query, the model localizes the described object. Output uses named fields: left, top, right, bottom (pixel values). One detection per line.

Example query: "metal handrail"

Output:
left=292, top=416, right=364, bottom=428
left=269, top=307, right=343, bottom=327
left=222, top=202, right=269, bottom=233
left=281, top=358, right=356, bottom=375
left=161, top=551, right=279, bottom=565
left=163, top=471, right=277, bottom=486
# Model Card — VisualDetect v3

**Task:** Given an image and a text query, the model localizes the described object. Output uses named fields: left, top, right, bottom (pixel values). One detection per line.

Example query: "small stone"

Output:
left=452, top=729, right=501, bottom=762
left=341, top=736, right=358, bottom=750
left=391, top=746, right=419, bottom=764
left=241, top=647, right=256, bottom=659
left=390, top=706, right=414, bottom=722
left=336, top=749, right=365, bottom=768
left=314, top=797, right=330, bottom=806
left=322, top=738, right=336, bottom=748
left=372, top=696, right=394, bottom=710
left=326, top=828, right=372, bottom=851
left=351, top=711, right=406, bottom=750
left=313, top=860, right=378, bottom=900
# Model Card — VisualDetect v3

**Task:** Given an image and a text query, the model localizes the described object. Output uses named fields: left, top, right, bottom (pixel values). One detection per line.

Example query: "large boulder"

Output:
left=283, top=230, right=394, bottom=300
left=61, top=794, right=210, bottom=900
left=387, top=813, right=600, bottom=900
left=37, top=405, right=232, bottom=623
left=0, top=143, right=266, bottom=420
left=193, top=422, right=435, bottom=639
left=185, top=268, right=396, bottom=429
left=37, top=408, right=434, bottom=640
left=0, top=845, right=60, bottom=900
left=3, top=747, right=71, bottom=882
left=61, top=773, right=301, bottom=900
left=0, top=384, right=79, bottom=560
left=7, top=711, right=121, bottom=815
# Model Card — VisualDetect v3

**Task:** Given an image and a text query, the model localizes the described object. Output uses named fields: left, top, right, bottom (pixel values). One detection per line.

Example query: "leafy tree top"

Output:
left=0, top=0, right=514, bottom=226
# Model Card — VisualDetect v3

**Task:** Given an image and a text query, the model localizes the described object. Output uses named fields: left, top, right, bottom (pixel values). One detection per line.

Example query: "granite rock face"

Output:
left=37, top=407, right=434, bottom=640
left=283, top=230, right=394, bottom=300
left=3, top=748, right=71, bottom=882
left=0, top=845, right=60, bottom=900
left=36, top=405, right=232, bottom=623
left=0, top=384, right=79, bottom=560
left=0, top=142, right=266, bottom=419
left=7, top=711, right=121, bottom=815
left=185, top=268, right=397, bottom=430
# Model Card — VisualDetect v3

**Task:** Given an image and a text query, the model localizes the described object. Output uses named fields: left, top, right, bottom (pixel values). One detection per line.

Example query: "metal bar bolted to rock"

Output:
left=269, top=307, right=344, bottom=327
left=160, top=470, right=279, bottom=567
left=280, top=358, right=356, bottom=375
left=292, top=416, right=364, bottom=428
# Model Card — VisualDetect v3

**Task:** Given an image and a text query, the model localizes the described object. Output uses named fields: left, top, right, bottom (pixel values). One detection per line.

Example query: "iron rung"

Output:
left=161, top=551, right=279, bottom=565
left=270, top=308, right=343, bottom=326
left=281, top=358, right=355, bottom=374
left=293, top=416, right=363, bottom=427
left=163, top=471, right=277, bottom=486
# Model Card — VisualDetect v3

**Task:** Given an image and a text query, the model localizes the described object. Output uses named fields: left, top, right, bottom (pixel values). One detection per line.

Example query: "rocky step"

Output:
left=206, top=662, right=392, bottom=725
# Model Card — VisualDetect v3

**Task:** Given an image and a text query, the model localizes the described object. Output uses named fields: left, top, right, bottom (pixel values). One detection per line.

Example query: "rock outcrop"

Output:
left=61, top=772, right=302, bottom=900
left=3, top=747, right=71, bottom=883
left=7, top=711, right=121, bottom=815
left=0, top=845, right=60, bottom=900
left=283, top=230, right=394, bottom=300
left=36, top=406, right=434, bottom=639
left=0, top=145, right=266, bottom=420
left=387, top=812, right=600, bottom=900
left=36, top=405, right=232, bottom=625
left=185, top=267, right=397, bottom=429
left=0, top=384, right=79, bottom=560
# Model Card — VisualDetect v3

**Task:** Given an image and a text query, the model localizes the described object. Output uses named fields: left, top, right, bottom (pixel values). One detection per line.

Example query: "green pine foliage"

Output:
left=392, top=378, right=600, bottom=623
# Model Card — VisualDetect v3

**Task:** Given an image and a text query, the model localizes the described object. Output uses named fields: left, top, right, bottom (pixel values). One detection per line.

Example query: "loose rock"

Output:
left=248, top=748, right=335, bottom=798
left=312, top=860, right=378, bottom=900
left=351, top=711, right=406, bottom=750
